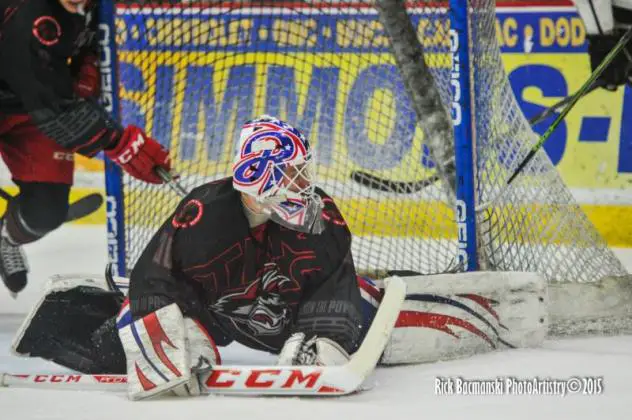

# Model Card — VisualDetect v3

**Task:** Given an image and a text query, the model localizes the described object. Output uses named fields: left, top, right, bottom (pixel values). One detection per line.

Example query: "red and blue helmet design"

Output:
left=232, top=115, right=324, bottom=234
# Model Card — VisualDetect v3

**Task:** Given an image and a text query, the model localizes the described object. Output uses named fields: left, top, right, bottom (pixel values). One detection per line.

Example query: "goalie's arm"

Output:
left=277, top=194, right=365, bottom=366
left=121, top=206, right=227, bottom=400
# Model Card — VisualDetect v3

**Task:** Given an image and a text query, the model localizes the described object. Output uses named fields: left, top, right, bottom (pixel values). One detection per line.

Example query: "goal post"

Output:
left=98, top=0, right=632, bottom=334
left=447, top=0, right=478, bottom=271
left=98, top=0, right=126, bottom=277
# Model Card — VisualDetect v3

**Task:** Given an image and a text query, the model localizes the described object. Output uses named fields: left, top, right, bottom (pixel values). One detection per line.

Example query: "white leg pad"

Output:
left=380, top=271, right=547, bottom=365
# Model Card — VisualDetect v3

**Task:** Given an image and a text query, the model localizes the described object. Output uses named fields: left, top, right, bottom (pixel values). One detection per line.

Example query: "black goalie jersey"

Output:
left=128, top=178, right=364, bottom=355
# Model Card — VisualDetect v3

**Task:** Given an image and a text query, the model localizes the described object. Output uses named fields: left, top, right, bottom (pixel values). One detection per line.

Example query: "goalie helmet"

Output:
left=232, top=115, right=324, bottom=234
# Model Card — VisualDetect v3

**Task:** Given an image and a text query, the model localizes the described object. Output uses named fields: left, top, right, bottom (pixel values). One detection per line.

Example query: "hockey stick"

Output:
left=155, top=166, right=188, bottom=197
left=350, top=79, right=604, bottom=194
left=505, top=27, right=632, bottom=186
left=0, top=188, right=103, bottom=223
left=65, top=193, right=104, bottom=222
left=1, top=276, right=406, bottom=396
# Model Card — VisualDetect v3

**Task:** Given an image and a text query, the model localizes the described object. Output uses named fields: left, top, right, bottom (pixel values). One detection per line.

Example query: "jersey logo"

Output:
left=172, top=199, right=203, bottom=229
left=32, top=16, right=61, bottom=47
left=211, top=263, right=296, bottom=336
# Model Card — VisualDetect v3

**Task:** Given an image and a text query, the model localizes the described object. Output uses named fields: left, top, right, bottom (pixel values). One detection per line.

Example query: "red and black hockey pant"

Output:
left=0, top=114, right=74, bottom=244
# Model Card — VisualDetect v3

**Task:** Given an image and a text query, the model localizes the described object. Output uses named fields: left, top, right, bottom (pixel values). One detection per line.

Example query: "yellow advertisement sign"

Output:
left=72, top=5, right=632, bottom=245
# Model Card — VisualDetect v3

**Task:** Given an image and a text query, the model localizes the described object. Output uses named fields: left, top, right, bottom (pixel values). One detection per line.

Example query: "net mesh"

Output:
left=112, top=0, right=627, bottom=286
left=468, top=0, right=627, bottom=282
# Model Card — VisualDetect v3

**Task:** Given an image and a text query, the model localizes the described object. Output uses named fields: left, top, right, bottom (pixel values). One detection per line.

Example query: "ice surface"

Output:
left=0, top=225, right=631, bottom=419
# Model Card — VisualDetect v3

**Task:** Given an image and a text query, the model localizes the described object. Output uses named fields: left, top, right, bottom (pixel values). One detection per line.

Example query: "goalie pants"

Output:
left=0, top=114, right=73, bottom=243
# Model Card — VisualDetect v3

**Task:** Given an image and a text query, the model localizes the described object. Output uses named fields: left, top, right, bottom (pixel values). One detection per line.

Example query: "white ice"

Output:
left=1, top=225, right=631, bottom=420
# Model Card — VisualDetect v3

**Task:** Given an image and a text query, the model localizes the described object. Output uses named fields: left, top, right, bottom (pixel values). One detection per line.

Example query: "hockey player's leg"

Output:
left=370, top=272, right=547, bottom=365
left=277, top=265, right=364, bottom=367
left=0, top=118, right=73, bottom=294
left=0, top=182, right=70, bottom=294
left=11, top=274, right=126, bottom=373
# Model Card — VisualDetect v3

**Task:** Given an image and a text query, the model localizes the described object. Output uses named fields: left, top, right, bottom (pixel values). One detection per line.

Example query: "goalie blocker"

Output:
left=10, top=270, right=546, bottom=398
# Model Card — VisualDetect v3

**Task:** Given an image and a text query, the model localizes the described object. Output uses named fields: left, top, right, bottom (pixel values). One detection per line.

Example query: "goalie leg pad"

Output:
left=379, top=271, right=547, bottom=365
left=11, top=275, right=124, bottom=373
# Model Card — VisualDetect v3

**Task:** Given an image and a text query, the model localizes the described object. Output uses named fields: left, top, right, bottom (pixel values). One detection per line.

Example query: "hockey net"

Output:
left=108, top=0, right=631, bottom=333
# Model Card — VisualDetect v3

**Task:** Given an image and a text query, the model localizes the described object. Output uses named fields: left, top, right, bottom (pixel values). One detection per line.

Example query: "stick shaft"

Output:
left=507, top=27, right=632, bottom=186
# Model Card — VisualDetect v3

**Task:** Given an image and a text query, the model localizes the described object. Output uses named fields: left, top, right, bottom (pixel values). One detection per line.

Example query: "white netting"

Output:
left=468, top=0, right=627, bottom=282
left=115, top=0, right=457, bottom=277
left=111, top=0, right=627, bottom=291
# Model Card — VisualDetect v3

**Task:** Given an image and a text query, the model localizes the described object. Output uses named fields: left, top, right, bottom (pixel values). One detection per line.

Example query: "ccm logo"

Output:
left=206, top=369, right=322, bottom=390
left=34, top=374, right=82, bottom=383
left=53, top=152, right=74, bottom=161
left=93, top=375, right=127, bottom=384
left=116, top=134, right=144, bottom=164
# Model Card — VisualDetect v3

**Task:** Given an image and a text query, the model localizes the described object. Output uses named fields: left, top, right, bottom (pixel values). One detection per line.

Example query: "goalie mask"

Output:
left=232, top=115, right=324, bottom=235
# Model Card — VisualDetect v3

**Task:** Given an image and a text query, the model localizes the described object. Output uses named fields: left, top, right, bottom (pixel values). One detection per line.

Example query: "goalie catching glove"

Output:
left=117, top=302, right=221, bottom=400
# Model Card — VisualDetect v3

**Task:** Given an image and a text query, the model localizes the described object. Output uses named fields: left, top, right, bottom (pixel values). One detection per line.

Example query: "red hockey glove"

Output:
left=72, top=54, right=100, bottom=98
left=106, top=125, right=171, bottom=184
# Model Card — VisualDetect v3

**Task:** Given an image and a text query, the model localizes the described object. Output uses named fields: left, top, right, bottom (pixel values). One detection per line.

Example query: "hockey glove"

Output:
left=72, top=54, right=100, bottom=98
left=587, top=31, right=632, bottom=91
left=118, top=302, right=221, bottom=400
left=106, top=125, right=171, bottom=184
left=276, top=332, right=350, bottom=366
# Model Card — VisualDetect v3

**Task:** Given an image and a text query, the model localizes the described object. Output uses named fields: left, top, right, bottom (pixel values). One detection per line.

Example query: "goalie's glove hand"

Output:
left=587, top=31, right=632, bottom=91
left=276, top=332, right=350, bottom=366
left=118, top=302, right=221, bottom=400
left=171, top=317, right=221, bottom=398
left=106, top=125, right=171, bottom=184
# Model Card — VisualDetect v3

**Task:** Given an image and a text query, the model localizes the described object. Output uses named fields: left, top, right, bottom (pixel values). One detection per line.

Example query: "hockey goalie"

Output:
left=10, top=116, right=546, bottom=400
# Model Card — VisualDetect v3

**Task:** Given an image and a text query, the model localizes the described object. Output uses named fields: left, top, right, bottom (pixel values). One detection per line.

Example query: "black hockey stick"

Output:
left=65, top=193, right=104, bottom=222
left=350, top=79, right=604, bottom=194
left=0, top=187, right=103, bottom=223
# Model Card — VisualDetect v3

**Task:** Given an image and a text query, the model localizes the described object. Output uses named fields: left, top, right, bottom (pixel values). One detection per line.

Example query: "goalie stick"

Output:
left=0, top=188, right=103, bottom=223
left=350, top=80, right=605, bottom=194
left=1, top=276, right=406, bottom=396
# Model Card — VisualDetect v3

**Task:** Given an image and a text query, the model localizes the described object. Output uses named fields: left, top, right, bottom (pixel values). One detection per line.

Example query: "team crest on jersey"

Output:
left=211, top=263, right=298, bottom=336
left=33, top=16, right=61, bottom=47
left=172, top=199, right=203, bottom=229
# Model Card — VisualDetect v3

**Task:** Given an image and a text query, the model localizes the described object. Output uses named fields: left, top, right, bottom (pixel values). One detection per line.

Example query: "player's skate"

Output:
left=0, top=219, right=29, bottom=297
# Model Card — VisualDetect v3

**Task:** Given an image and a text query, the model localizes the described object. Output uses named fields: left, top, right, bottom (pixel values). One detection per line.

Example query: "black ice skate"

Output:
left=0, top=220, right=29, bottom=297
